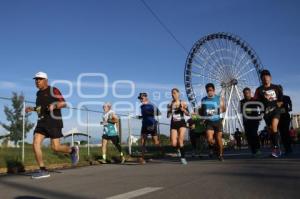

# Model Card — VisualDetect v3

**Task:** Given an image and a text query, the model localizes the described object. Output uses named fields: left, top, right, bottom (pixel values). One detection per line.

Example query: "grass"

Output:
left=0, top=138, right=245, bottom=173
left=0, top=143, right=193, bottom=171
left=0, top=144, right=127, bottom=171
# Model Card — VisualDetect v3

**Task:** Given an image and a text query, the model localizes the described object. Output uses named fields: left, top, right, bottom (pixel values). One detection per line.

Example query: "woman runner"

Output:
left=167, top=88, right=189, bottom=165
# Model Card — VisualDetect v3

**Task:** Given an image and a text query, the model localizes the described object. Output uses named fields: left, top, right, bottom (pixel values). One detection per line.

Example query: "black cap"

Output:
left=138, top=92, right=147, bottom=99
left=260, top=69, right=271, bottom=78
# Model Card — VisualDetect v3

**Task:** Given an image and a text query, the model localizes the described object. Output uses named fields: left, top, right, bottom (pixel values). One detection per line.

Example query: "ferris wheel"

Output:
left=184, top=32, right=263, bottom=134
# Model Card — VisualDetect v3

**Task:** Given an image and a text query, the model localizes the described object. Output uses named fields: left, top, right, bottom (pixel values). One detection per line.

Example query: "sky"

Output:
left=0, top=0, right=299, bottom=142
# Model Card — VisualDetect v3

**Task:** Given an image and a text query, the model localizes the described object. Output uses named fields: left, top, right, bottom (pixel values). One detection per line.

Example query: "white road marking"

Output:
left=106, top=187, right=163, bottom=199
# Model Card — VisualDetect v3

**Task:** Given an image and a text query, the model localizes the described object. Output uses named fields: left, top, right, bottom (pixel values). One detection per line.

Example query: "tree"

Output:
left=0, top=92, right=34, bottom=145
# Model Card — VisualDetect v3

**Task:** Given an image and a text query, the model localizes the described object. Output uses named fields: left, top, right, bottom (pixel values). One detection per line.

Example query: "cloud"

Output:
left=0, top=81, right=17, bottom=89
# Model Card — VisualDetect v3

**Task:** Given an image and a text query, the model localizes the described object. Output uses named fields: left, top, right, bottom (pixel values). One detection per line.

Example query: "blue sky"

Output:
left=0, top=0, right=299, bottom=142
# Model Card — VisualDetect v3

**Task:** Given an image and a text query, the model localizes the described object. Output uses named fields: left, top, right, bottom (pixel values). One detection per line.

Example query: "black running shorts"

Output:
left=204, top=120, right=223, bottom=133
left=170, top=120, right=187, bottom=130
left=34, top=126, right=63, bottom=139
left=141, top=124, right=158, bottom=136
left=264, top=107, right=282, bottom=126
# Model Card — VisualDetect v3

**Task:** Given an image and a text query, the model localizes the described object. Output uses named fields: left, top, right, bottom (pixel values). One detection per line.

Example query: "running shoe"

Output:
left=99, top=159, right=107, bottom=164
left=31, top=170, right=50, bottom=179
left=180, top=158, right=188, bottom=165
left=271, top=147, right=281, bottom=158
left=271, top=148, right=277, bottom=158
left=120, top=156, right=126, bottom=164
left=276, top=148, right=282, bottom=157
left=139, top=157, right=146, bottom=164
left=71, top=146, right=79, bottom=166
left=218, top=156, right=224, bottom=162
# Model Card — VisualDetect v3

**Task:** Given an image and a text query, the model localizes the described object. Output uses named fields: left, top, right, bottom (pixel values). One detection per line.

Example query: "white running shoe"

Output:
left=180, top=158, right=188, bottom=165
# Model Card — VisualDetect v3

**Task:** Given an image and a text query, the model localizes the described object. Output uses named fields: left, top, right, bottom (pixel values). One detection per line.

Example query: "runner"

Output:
left=99, top=102, right=125, bottom=164
left=198, top=83, right=226, bottom=161
left=187, top=112, right=205, bottom=157
left=278, top=85, right=293, bottom=155
left=167, top=88, right=189, bottom=165
left=240, top=87, right=261, bottom=156
left=254, top=69, right=284, bottom=158
left=25, top=72, right=79, bottom=179
left=137, top=93, right=162, bottom=164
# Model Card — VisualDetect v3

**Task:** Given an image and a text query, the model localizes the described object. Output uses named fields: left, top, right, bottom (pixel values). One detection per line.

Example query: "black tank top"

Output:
left=36, top=86, right=64, bottom=128
left=170, top=100, right=185, bottom=122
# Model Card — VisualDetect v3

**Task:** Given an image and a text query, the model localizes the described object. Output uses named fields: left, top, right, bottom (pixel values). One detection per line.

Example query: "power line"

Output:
left=140, top=0, right=188, bottom=54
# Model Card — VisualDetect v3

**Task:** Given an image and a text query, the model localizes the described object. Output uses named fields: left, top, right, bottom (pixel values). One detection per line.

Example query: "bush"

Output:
left=5, top=157, right=25, bottom=174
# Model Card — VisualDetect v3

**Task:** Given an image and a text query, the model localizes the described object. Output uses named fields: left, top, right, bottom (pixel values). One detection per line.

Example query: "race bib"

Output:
left=264, top=90, right=277, bottom=101
left=172, top=113, right=182, bottom=121
left=206, top=108, right=217, bottom=116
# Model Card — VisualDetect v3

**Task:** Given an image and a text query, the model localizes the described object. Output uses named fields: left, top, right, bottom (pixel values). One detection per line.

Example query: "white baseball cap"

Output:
left=33, top=72, right=48, bottom=79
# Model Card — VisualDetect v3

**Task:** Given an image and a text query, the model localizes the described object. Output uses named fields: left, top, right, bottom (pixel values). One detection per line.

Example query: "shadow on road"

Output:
left=0, top=180, right=90, bottom=199
left=15, top=196, right=46, bottom=199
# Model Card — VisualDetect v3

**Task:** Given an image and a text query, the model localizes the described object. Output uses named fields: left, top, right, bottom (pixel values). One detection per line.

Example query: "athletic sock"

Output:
left=271, top=133, right=280, bottom=148
left=179, top=147, right=186, bottom=158
left=120, top=152, right=124, bottom=157
left=102, top=154, right=106, bottom=160
left=40, top=167, right=47, bottom=171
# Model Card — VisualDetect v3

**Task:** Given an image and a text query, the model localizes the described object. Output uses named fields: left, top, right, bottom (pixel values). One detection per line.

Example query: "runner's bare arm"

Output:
left=181, top=101, right=190, bottom=116
left=167, top=103, right=172, bottom=118
left=25, top=106, right=34, bottom=113
left=220, top=96, right=226, bottom=113
left=276, top=86, right=284, bottom=108
left=110, top=113, right=119, bottom=124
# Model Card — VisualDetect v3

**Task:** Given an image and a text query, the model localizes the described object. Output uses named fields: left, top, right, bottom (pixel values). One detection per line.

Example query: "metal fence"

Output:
left=0, top=96, right=171, bottom=163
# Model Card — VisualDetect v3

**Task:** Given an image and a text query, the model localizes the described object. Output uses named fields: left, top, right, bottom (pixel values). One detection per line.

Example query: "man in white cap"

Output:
left=26, top=72, right=79, bottom=179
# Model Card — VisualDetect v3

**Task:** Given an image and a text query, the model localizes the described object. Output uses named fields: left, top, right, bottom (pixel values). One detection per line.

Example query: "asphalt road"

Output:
left=0, top=150, right=299, bottom=199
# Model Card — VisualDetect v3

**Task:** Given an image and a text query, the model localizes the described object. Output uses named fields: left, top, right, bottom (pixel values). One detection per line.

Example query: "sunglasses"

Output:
left=35, top=78, right=45, bottom=81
